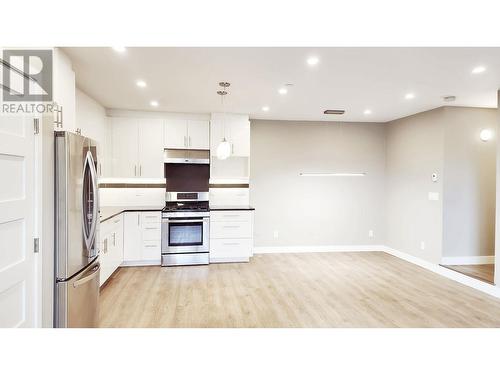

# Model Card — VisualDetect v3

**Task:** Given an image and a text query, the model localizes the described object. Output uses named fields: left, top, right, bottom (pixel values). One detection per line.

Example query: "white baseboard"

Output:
left=383, top=247, right=500, bottom=298
left=210, top=257, right=250, bottom=263
left=441, top=256, right=495, bottom=265
left=253, top=245, right=387, bottom=254
left=121, top=260, right=161, bottom=267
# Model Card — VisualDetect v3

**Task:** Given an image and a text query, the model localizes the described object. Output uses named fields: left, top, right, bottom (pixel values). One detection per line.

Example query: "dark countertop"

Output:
left=100, top=206, right=163, bottom=223
left=209, top=205, right=255, bottom=211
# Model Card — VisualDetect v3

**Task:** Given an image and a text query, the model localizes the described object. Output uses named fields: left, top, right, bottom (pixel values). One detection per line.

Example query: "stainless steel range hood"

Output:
left=164, top=149, right=210, bottom=164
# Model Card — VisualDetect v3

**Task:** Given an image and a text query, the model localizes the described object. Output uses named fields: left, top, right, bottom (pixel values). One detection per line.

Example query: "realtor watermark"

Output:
left=1, top=49, right=57, bottom=115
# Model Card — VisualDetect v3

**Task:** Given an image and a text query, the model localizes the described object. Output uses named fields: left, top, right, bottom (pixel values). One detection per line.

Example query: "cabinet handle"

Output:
left=139, top=165, right=142, bottom=176
left=134, top=165, right=137, bottom=176
left=189, top=136, right=191, bottom=146
left=223, top=242, right=240, bottom=246
left=103, top=238, right=108, bottom=254
left=137, top=214, right=140, bottom=226
left=113, top=233, right=116, bottom=246
left=223, top=214, right=240, bottom=217
left=145, top=215, right=157, bottom=219
left=145, top=245, right=157, bottom=248
left=144, top=227, right=158, bottom=230
left=231, top=144, right=234, bottom=154
left=223, top=225, right=239, bottom=228
left=184, top=136, right=187, bottom=147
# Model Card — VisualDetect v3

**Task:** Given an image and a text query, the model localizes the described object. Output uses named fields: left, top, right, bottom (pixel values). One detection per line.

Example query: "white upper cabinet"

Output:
left=138, top=118, right=164, bottom=178
left=164, top=119, right=209, bottom=150
left=210, top=113, right=250, bottom=157
left=228, top=119, right=250, bottom=157
left=53, top=48, right=76, bottom=132
left=109, top=117, right=164, bottom=179
left=164, top=119, right=188, bottom=149
left=187, top=120, right=210, bottom=149
left=111, top=117, right=139, bottom=178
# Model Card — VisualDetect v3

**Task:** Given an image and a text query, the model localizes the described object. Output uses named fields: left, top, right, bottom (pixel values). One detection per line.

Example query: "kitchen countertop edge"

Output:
left=100, top=206, right=164, bottom=223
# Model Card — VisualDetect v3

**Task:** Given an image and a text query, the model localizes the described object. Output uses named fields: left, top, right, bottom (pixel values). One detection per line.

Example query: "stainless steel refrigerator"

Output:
left=54, top=131, right=100, bottom=328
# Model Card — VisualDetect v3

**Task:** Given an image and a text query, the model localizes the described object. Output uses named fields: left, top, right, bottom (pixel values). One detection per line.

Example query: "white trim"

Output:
left=441, top=256, right=495, bottom=265
left=210, top=257, right=250, bottom=263
left=383, top=247, right=500, bottom=299
left=121, top=260, right=161, bottom=267
left=253, top=245, right=386, bottom=254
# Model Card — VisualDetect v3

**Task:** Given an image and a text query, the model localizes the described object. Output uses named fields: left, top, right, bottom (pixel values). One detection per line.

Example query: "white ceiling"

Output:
left=64, top=47, right=500, bottom=123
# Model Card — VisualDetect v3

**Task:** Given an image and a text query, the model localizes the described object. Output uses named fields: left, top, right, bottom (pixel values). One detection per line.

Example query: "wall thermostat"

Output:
left=431, top=173, right=438, bottom=182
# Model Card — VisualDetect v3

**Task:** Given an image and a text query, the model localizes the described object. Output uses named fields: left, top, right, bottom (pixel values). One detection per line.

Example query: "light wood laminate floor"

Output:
left=442, top=264, right=495, bottom=285
left=99, top=252, right=500, bottom=328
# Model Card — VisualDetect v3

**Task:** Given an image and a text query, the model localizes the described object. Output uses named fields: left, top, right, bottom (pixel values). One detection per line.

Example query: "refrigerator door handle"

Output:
left=73, top=262, right=100, bottom=288
left=82, top=151, right=99, bottom=256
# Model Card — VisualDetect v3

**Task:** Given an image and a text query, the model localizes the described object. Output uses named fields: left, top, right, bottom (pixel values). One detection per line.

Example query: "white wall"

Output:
left=386, top=106, right=497, bottom=265
left=442, top=107, right=497, bottom=262
left=250, top=119, right=386, bottom=248
left=385, top=108, right=445, bottom=264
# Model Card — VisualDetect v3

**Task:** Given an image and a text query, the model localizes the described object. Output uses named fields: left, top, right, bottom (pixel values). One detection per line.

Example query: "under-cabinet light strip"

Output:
left=299, top=172, right=367, bottom=177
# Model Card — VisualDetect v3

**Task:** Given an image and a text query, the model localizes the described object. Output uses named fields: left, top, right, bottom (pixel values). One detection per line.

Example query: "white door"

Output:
left=187, top=120, right=210, bottom=150
left=138, top=118, right=164, bottom=178
left=164, top=119, right=188, bottom=149
left=229, top=120, right=250, bottom=156
left=110, top=117, right=139, bottom=178
left=0, top=115, right=36, bottom=327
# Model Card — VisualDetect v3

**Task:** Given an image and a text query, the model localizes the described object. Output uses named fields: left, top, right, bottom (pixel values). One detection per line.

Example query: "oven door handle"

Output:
left=166, top=218, right=207, bottom=224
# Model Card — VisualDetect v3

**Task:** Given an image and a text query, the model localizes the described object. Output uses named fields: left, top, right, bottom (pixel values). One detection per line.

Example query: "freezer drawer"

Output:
left=55, top=259, right=100, bottom=328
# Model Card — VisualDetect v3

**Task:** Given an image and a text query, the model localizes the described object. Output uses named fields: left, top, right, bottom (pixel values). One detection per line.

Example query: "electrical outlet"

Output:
left=273, top=230, right=279, bottom=239
left=368, top=230, right=374, bottom=238
left=420, top=241, right=425, bottom=250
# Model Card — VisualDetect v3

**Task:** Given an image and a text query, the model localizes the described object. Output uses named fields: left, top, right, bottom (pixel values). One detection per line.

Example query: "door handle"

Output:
left=73, top=263, right=100, bottom=288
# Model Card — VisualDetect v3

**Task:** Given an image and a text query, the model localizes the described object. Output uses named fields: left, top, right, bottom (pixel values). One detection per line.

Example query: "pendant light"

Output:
left=216, top=82, right=231, bottom=160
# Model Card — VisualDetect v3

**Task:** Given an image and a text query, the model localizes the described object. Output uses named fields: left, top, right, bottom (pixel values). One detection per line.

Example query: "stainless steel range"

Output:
left=161, top=192, right=210, bottom=266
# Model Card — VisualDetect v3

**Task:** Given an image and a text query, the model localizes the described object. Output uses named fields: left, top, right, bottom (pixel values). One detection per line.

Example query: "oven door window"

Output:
left=169, top=222, right=203, bottom=246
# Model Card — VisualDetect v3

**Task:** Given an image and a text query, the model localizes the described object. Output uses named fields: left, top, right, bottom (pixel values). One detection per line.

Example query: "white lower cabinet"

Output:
left=123, top=211, right=162, bottom=265
left=99, top=214, right=124, bottom=286
left=210, top=210, right=254, bottom=263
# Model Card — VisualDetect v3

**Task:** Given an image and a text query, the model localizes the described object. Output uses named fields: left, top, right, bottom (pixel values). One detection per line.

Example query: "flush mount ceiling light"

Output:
left=405, top=92, right=415, bottom=100
left=216, top=82, right=232, bottom=160
left=300, top=172, right=367, bottom=177
left=307, top=56, right=319, bottom=66
left=150, top=100, right=159, bottom=107
left=472, top=65, right=486, bottom=74
left=112, top=47, right=126, bottom=53
left=364, top=109, right=372, bottom=115
left=480, top=129, right=493, bottom=142
left=136, top=80, right=147, bottom=88
left=278, top=87, right=288, bottom=95
left=262, top=106, right=270, bottom=112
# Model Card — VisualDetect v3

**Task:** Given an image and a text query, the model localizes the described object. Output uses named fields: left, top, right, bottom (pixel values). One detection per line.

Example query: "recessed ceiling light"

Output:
left=405, top=92, right=415, bottom=100
left=112, top=47, right=126, bottom=53
left=262, top=106, right=270, bottom=112
left=307, top=56, right=319, bottom=66
left=364, top=109, right=372, bottom=115
left=150, top=100, right=159, bottom=107
left=472, top=65, right=486, bottom=74
left=278, top=88, right=288, bottom=95
left=136, top=80, right=147, bottom=88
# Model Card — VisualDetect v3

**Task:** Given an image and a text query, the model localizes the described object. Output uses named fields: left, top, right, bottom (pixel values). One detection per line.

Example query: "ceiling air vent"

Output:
left=324, top=109, right=345, bottom=115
